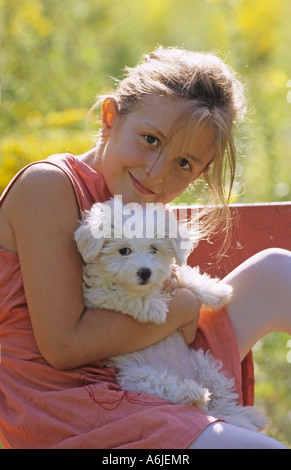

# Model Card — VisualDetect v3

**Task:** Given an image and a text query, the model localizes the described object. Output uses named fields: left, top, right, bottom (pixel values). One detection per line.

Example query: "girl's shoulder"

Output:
left=0, top=155, right=74, bottom=208
left=0, top=162, right=77, bottom=253
left=15, top=161, right=77, bottom=231
left=0, top=153, right=112, bottom=245
left=5, top=161, right=75, bottom=213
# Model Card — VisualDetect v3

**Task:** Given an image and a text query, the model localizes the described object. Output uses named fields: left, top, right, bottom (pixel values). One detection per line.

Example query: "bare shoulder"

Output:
left=7, top=162, right=79, bottom=231
left=9, top=162, right=76, bottom=206
left=0, top=163, right=79, bottom=252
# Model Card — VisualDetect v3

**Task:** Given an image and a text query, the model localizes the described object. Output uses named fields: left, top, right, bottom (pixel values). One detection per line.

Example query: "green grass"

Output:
left=254, top=332, right=291, bottom=448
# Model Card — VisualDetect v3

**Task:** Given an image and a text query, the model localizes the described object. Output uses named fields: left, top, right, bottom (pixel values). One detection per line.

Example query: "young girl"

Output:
left=0, top=46, right=289, bottom=449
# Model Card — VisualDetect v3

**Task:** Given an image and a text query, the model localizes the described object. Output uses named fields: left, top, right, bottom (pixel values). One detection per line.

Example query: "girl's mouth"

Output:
left=129, top=172, right=156, bottom=195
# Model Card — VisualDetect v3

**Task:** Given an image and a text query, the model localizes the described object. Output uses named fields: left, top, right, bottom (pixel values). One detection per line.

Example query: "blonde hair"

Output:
left=88, top=46, right=246, bottom=250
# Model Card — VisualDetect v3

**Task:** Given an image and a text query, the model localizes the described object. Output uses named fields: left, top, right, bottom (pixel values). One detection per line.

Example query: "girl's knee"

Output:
left=188, top=422, right=287, bottom=449
left=252, top=248, right=291, bottom=267
left=247, top=248, right=291, bottom=284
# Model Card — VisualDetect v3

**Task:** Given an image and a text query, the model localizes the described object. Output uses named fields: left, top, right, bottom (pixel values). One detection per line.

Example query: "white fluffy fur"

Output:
left=74, top=199, right=267, bottom=432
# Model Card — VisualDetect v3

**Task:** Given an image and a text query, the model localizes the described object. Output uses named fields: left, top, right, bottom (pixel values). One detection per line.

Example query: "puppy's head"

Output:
left=97, top=237, right=175, bottom=292
left=74, top=199, right=194, bottom=291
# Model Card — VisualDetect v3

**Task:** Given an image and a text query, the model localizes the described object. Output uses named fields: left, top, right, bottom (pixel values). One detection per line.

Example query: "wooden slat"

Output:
left=182, top=203, right=291, bottom=278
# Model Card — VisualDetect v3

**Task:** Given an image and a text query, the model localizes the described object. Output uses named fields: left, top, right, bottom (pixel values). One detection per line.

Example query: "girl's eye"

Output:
left=176, top=157, right=192, bottom=171
left=149, top=246, right=157, bottom=254
left=144, top=135, right=160, bottom=148
left=119, top=247, right=132, bottom=256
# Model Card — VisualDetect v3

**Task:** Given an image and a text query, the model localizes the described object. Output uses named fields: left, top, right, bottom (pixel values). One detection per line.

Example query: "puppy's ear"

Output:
left=170, top=223, right=194, bottom=265
left=74, top=202, right=111, bottom=262
left=74, top=221, right=106, bottom=263
left=164, top=207, right=194, bottom=265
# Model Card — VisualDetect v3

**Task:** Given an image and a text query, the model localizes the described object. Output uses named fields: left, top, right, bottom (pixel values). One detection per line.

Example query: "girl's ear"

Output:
left=101, top=97, right=118, bottom=136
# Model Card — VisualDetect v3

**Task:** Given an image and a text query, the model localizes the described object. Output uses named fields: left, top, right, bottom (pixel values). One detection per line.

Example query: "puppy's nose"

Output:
left=137, top=268, right=151, bottom=282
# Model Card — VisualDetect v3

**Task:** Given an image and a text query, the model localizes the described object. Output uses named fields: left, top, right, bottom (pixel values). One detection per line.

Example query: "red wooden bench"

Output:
left=185, top=202, right=291, bottom=277
left=185, top=202, right=291, bottom=445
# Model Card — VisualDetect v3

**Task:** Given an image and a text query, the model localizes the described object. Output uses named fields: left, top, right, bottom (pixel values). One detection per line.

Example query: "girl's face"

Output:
left=95, top=95, right=215, bottom=205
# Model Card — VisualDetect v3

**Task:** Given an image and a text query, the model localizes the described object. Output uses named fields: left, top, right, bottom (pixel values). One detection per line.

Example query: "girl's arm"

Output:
left=6, top=163, right=199, bottom=369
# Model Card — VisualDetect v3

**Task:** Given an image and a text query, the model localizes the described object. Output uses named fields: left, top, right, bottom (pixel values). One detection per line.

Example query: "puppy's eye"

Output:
left=119, top=247, right=132, bottom=256
left=150, top=246, right=157, bottom=254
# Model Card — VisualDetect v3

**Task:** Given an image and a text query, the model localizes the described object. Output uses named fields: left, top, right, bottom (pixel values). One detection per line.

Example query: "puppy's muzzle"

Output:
left=137, top=268, right=151, bottom=285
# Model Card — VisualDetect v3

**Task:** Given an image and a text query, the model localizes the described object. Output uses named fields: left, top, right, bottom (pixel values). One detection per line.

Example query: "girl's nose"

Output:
left=144, top=154, right=167, bottom=182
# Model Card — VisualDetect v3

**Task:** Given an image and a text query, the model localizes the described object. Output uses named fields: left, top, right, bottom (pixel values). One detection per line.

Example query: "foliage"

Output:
left=1, top=0, right=291, bottom=448
left=254, top=332, right=291, bottom=448
left=1, top=0, right=291, bottom=201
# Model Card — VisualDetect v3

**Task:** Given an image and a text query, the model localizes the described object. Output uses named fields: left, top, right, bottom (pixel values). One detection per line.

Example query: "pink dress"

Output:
left=0, top=154, right=254, bottom=449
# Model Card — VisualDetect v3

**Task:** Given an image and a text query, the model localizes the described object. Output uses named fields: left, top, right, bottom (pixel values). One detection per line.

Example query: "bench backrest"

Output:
left=182, top=203, right=291, bottom=278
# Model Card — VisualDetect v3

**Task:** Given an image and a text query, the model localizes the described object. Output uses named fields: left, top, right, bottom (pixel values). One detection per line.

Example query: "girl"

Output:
left=0, top=46, right=289, bottom=449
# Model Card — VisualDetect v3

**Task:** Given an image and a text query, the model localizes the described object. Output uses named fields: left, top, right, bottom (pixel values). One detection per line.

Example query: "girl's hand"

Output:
left=161, top=269, right=178, bottom=293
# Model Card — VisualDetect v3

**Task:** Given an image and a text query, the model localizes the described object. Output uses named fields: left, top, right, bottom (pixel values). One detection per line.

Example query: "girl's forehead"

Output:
left=132, top=95, right=215, bottom=155
left=132, top=95, right=213, bottom=139
left=133, top=95, right=189, bottom=130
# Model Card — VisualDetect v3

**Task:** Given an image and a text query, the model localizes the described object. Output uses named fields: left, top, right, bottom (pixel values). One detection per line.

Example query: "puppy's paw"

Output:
left=188, top=387, right=211, bottom=407
left=146, top=306, right=168, bottom=324
left=175, top=380, right=211, bottom=407
left=142, top=295, right=169, bottom=324
left=176, top=265, right=233, bottom=308
left=211, top=281, right=233, bottom=306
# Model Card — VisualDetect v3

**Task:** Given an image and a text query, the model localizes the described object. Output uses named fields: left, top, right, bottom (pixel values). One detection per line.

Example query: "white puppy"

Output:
left=74, top=198, right=267, bottom=432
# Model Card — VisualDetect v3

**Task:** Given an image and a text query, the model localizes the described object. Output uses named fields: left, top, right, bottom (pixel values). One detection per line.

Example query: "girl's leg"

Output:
left=224, top=248, right=291, bottom=361
left=189, top=248, right=290, bottom=450
left=188, top=422, right=287, bottom=449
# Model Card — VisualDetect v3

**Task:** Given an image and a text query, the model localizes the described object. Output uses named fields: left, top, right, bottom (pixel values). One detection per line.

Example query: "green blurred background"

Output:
left=0, top=0, right=290, bottom=447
